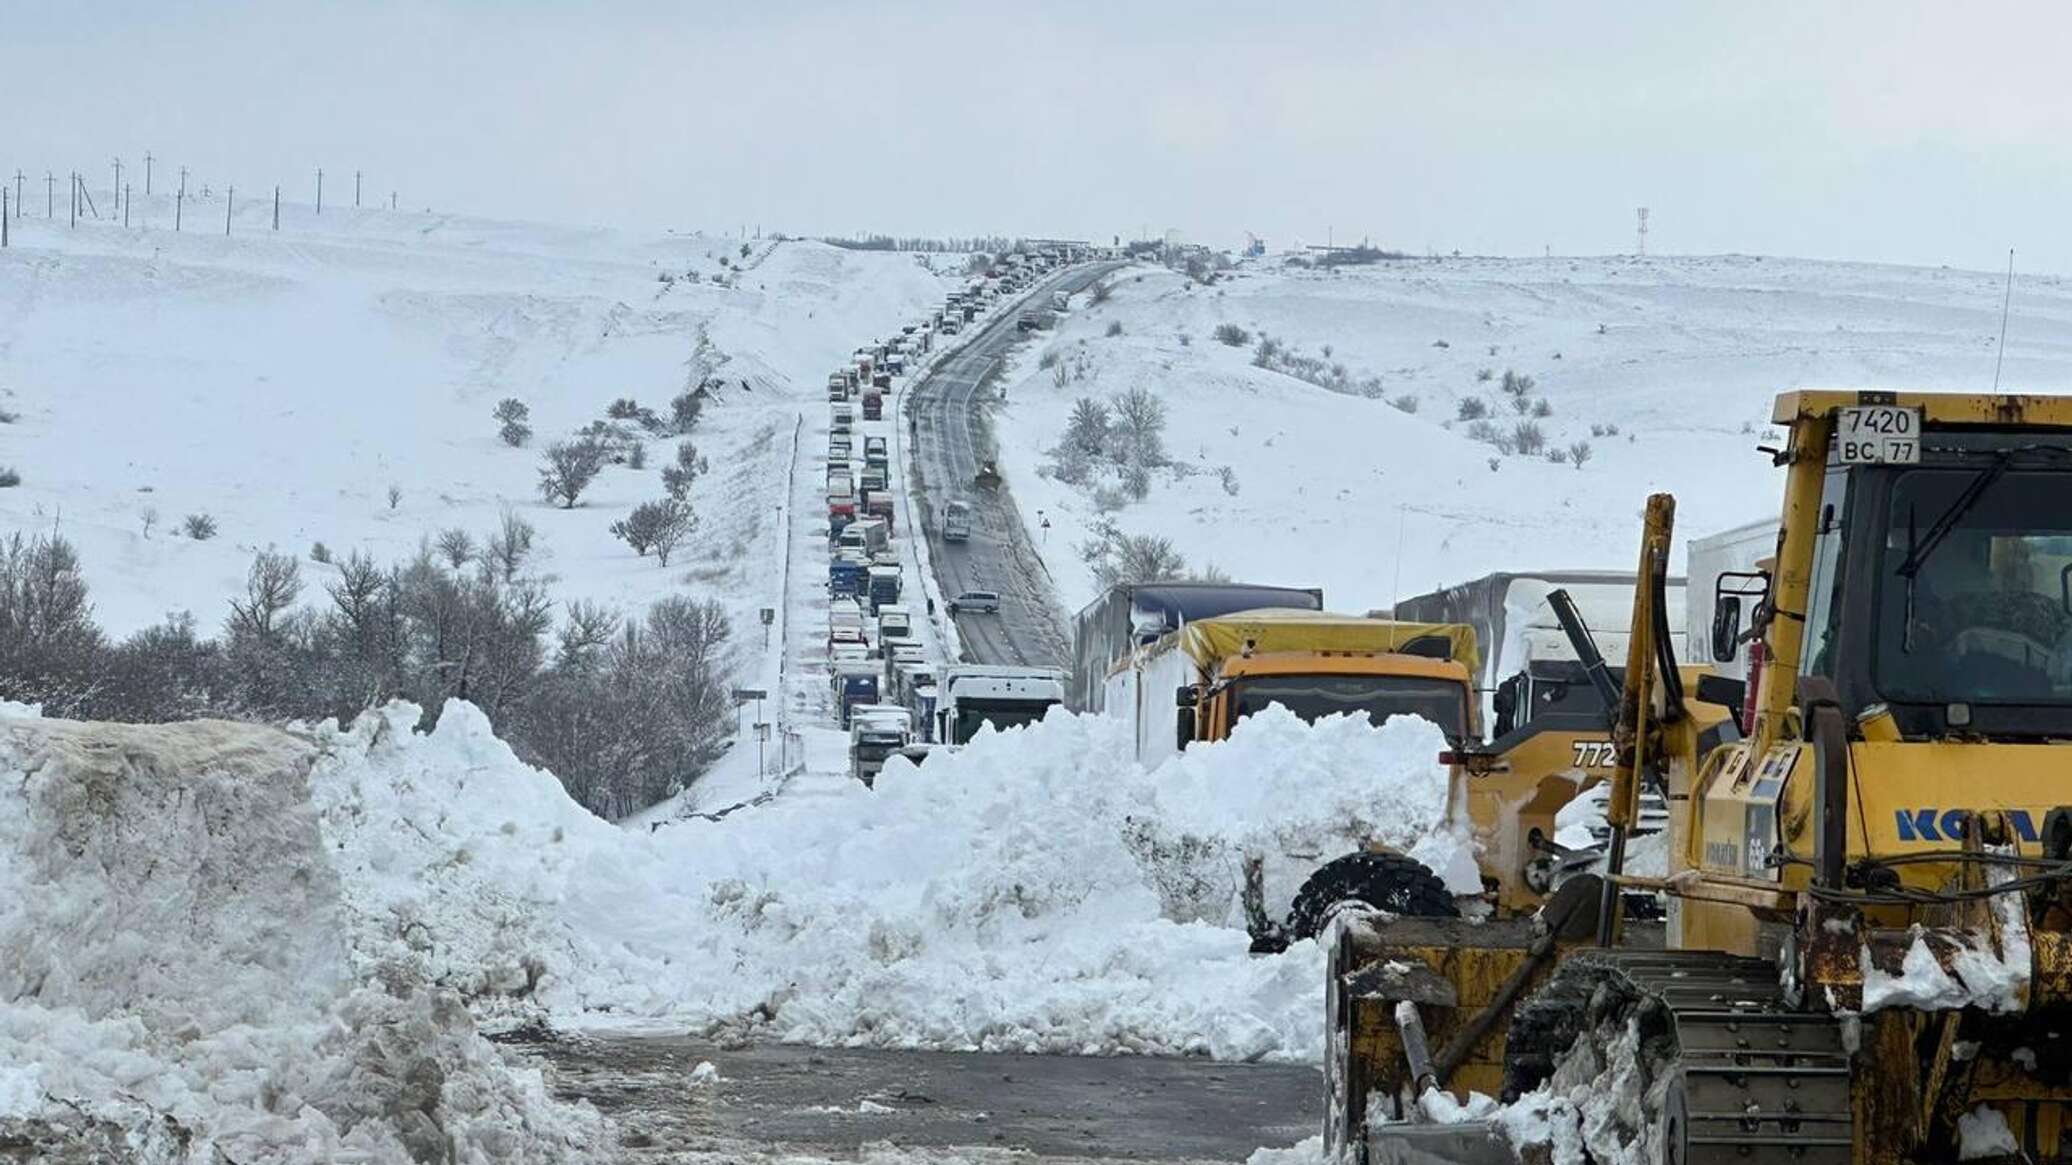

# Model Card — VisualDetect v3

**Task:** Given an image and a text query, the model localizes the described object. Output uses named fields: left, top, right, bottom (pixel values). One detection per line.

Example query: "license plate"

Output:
left=1835, top=405, right=1922, bottom=464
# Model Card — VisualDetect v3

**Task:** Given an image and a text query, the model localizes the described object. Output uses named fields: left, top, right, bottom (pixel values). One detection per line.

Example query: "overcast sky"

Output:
left=5, top=1, right=2069, bottom=270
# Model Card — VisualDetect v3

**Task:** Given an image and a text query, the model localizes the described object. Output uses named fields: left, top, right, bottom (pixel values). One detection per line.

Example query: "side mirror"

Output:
left=1711, top=571, right=1770, bottom=663
left=1710, top=596, right=1742, bottom=664
left=1176, top=684, right=1197, bottom=709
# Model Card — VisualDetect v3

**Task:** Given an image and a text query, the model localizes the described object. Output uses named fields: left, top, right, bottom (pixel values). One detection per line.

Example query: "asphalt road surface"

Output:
left=510, top=1033, right=1321, bottom=1163
left=908, top=263, right=1122, bottom=667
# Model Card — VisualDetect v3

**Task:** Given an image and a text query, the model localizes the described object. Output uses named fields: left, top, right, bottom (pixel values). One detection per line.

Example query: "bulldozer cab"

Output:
left=1755, top=392, right=2072, bottom=744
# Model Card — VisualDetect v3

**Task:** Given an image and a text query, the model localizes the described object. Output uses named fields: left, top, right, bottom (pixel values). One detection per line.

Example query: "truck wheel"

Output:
left=1286, top=852, right=1457, bottom=941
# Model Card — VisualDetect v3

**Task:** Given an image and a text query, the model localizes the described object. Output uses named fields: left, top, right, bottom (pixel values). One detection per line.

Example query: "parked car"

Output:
left=947, top=589, right=1002, bottom=615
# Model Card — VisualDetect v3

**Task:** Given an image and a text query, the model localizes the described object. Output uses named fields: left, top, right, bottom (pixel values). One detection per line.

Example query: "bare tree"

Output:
left=484, top=509, right=536, bottom=580
left=228, top=550, right=303, bottom=641
left=436, top=527, right=475, bottom=569
left=538, top=440, right=605, bottom=508
left=494, top=398, right=532, bottom=447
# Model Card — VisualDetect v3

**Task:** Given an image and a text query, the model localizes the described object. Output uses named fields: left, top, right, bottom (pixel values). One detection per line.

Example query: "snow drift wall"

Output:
left=0, top=708, right=602, bottom=1164
left=308, top=699, right=1468, bottom=1064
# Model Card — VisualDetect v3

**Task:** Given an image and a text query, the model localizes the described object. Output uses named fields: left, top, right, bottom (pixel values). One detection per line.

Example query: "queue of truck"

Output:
left=817, top=246, right=1082, bottom=783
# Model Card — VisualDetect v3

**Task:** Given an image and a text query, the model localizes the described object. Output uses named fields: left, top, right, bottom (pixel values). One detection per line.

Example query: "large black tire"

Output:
left=1286, top=851, right=1457, bottom=941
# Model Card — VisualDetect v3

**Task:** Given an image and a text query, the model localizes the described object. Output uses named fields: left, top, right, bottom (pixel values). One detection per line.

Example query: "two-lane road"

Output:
left=908, top=263, right=1121, bottom=666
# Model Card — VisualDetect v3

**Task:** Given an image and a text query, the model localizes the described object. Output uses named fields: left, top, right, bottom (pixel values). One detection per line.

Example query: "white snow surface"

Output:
left=311, top=698, right=1463, bottom=1062
left=1959, top=1104, right=2020, bottom=1160
left=0, top=206, right=955, bottom=641
left=0, top=712, right=604, bottom=1163
left=1860, top=910, right=2028, bottom=1015
left=998, top=256, right=2072, bottom=614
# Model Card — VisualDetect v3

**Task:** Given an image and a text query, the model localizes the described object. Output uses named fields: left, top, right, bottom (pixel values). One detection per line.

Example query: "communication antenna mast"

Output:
left=1636, top=208, right=1649, bottom=257
left=1992, top=248, right=2016, bottom=391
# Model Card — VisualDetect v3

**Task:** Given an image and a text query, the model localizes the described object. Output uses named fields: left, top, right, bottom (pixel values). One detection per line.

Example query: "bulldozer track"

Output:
left=1508, top=950, right=1854, bottom=1165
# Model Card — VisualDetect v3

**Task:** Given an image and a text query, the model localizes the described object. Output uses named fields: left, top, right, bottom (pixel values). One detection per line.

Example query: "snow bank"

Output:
left=310, top=699, right=1464, bottom=1062
left=0, top=714, right=604, bottom=1163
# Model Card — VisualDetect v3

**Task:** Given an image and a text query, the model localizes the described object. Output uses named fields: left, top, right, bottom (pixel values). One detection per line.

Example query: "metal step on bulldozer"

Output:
left=1328, top=391, right=2072, bottom=1165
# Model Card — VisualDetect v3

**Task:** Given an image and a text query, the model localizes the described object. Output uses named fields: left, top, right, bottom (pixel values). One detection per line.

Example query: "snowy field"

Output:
left=995, top=254, right=2072, bottom=613
left=0, top=201, right=955, bottom=654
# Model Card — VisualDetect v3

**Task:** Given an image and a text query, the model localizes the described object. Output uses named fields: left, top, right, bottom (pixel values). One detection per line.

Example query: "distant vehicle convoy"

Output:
left=812, top=247, right=1083, bottom=780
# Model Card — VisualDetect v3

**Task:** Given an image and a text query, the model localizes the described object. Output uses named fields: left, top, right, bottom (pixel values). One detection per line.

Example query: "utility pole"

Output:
left=1636, top=207, right=1649, bottom=257
left=389, top=190, right=397, bottom=211
left=225, top=186, right=234, bottom=236
left=144, top=152, right=154, bottom=195
left=178, top=165, right=188, bottom=201
left=315, top=168, right=322, bottom=214
left=69, top=173, right=76, bottom=228
left=175, top=185, right=184, bottom=232
left=123, top=184, right=130, bottom=228
left=272, top=186, right=280, bottom=230
left=44, top=171, right=53, bottom=218
left=354, top=170, right=361, bottom=208
left=111, top=157, right=122, bottom=206
left=2, top=188, right=9, bottom=248
left=10, top=171, right=21, bottom=220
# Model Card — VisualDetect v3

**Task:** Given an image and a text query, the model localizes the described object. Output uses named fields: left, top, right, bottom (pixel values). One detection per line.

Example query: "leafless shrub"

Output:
left=1457, top=397, right=1491, bottom=421
left=1213, top=323, right=1251, bottom=347
left=182, top=513, right=218, bottom=540
left=485, top=509, right=536, bottom=580
left=1217, top=465, right=1240, bottom=495
left=437, top=527, right=475, bottom=568
left=1568, top=441, right=1594, bottom=468
left=1511, top=420, right=1547, bottom=455
left=1389, top=394, right=1419, bottom=414
left=386, top=484, right=402, bottom=510
left=1105, top=321, right=1124, bottom=337
left=310, top=541, right=333, bottom=564
left=494, top=398, right=532, bottom=447
left=538, top=440, right=606, bottom=508
left=0, top=467, right=18, bottom=488
left=1532, top=397, right=1553, bottom=418
left=611, top=499, right=695, bottom=566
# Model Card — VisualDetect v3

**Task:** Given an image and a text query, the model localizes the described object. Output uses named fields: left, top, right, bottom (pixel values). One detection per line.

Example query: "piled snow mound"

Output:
left=0, top=712, right=603, bottom=1164
left=311, top=700, right=1466, bottom=1061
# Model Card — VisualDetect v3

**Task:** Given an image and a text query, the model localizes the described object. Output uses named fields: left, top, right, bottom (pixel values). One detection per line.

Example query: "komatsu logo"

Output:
left=1894, top=808, right=2040, bottom=844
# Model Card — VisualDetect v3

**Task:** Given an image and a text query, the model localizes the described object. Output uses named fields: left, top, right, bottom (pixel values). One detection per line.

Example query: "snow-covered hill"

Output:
left=0, top=203, right=956, bottom=639
left=1000, top=254, right=2072, bottom=613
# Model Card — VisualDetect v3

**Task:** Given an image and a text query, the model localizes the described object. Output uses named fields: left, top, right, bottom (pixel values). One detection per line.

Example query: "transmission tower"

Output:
left=1636, top=208, right=1649, bottom=256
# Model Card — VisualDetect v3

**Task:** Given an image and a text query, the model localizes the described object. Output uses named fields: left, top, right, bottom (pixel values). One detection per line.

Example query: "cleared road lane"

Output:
left=907, top=263, right=1121, bottom=666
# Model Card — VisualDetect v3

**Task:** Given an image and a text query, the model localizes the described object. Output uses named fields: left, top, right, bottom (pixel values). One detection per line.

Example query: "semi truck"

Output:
left=866, top=565, right=901, bottom=615
left=832, top=661, right=880, bottom=727
left=1068, top=581, right=1325, bottom=713
left=936, top=665, right=1067, bottom=745
left=876, top=603, right=913, bottom=643
left=829, top=554, right=867, bottom=599
left=1119, top=608, right=1481, bottom=767
left=836, top=518, right=888, bottom=557
left=861, top=489, right=894, bottom=530
left=1388, top=569, right=1690, bottom=729
left=862, top=390, right=883, bottom=420
left=942, top=499, right=972, bottom=542
left=849, top=705, right=913, bottom=786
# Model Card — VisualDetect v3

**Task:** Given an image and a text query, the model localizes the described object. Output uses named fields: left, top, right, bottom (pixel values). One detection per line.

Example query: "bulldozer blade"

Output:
left=1367, top=1121, right=1527, bottom=1165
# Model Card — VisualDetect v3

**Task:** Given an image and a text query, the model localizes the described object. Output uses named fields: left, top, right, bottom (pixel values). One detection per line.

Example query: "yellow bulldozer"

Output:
left=1331, top=390, right=2072, bottom=1164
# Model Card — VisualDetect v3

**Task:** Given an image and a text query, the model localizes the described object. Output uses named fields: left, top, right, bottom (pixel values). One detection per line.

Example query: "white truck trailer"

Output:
left=936, top=665, right=1067, bottom=745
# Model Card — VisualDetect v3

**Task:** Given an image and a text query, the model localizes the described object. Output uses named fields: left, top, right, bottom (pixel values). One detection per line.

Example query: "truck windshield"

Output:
left=1232, top=675, right=1467, bottom=738
left=1875, top=467, right=2072, bottom=704
left=948, top=699, right=1057, bottom=743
